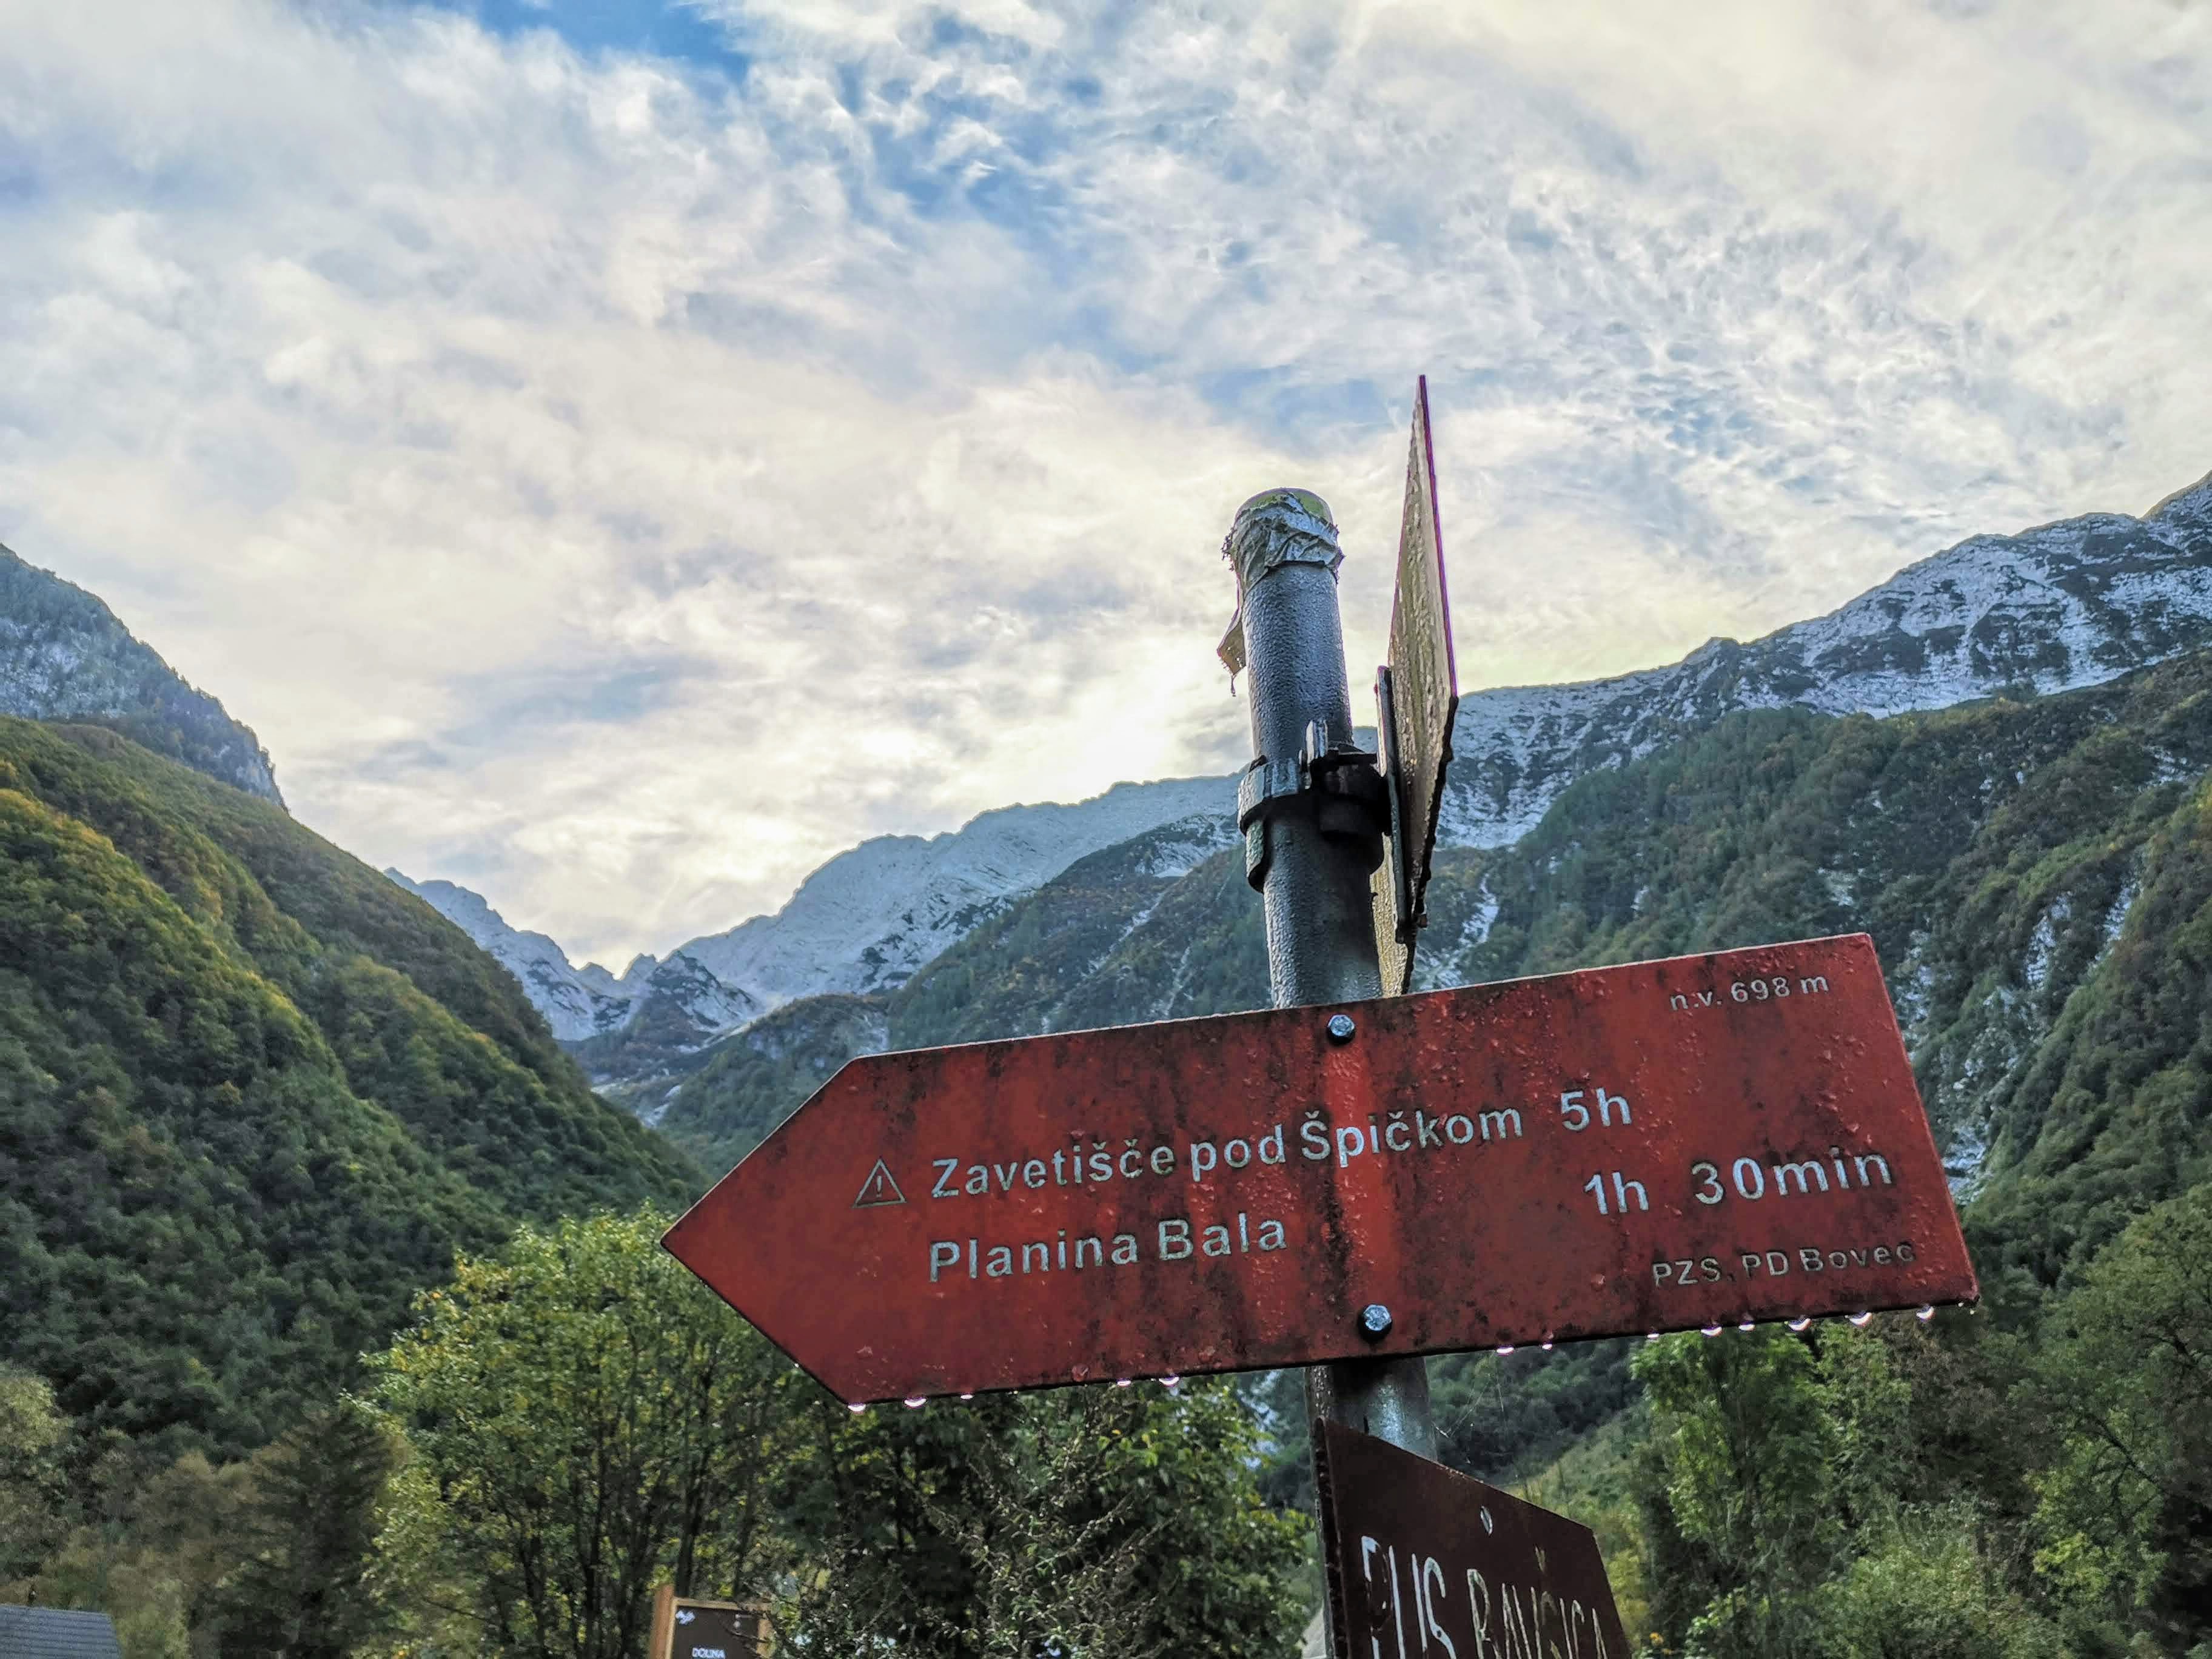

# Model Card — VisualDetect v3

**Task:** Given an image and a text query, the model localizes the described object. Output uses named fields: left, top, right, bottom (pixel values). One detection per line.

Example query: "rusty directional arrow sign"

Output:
left=662, top=933, right=1977, bottom=1404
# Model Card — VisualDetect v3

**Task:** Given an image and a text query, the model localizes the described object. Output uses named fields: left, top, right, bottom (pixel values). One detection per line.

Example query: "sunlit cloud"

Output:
left=1, top=0, right=2206, bottom=962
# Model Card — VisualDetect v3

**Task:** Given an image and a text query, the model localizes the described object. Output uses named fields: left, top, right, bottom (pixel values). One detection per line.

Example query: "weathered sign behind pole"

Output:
left=1370, top=376, right=1459, bottom=996
left=1221, top=487, right=1438, bottom=1458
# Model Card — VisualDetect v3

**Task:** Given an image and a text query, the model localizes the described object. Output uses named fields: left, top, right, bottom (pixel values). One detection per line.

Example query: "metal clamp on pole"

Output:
left=1235, top=722, right=1390, bottom=890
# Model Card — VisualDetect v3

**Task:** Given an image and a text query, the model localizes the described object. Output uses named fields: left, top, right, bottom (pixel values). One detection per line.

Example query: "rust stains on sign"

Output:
left=662, top=933, right=1977, bottom=1404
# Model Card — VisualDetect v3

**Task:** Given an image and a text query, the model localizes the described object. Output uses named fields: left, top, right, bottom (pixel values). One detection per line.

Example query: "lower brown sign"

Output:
left=1315, top=1420, right=1628, bottom=1658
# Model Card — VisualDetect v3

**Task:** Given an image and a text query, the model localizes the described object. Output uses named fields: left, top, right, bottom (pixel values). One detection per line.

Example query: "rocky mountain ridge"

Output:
left=385, top=874, right=762, bottom=1047
left=1, top=541, right=282, bottom=803
left=669, top=775, right=1241, bottom=1007
left=1438, top=468, right=2212, bottom=846
left=396, top=777, right=1241, bottom=1077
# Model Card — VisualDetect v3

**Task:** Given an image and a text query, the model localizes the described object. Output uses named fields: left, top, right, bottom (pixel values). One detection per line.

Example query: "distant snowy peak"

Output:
left=673, top=773, right=1239, bottom=1010
left=389, top=872, right=634, bottom=1042
left=388, top=774, right=1236, bottom=1058
left=634, top=950, right=760, bottom=1037
left=387, top=871, right=757, bottom=1047
left=1438, top=470, right=2212, bottom=846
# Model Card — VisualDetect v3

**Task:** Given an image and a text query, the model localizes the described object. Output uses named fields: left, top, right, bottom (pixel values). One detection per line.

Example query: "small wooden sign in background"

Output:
left=649, top=1584, right=770, bottom=1659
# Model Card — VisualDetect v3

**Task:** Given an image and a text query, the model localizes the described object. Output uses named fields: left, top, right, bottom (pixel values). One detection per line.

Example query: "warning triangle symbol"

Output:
left=853, top=1159, right=906, bottom=1208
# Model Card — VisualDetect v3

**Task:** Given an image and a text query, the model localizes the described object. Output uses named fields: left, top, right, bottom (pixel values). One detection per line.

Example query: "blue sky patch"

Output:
left=401, top=0, right=748, bottom=76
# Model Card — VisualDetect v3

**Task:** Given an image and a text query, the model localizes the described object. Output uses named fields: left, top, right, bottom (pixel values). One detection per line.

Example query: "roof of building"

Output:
left=0, top=1607, right=126, bottom=1659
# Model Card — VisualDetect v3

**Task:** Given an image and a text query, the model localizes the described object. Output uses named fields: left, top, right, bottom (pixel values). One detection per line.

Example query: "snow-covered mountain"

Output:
left=387, top=873, right=760, bottom=1047
left=401, top=466, right=2212, bottom=1092
left=1436, top=469, right=2212, bottom=845
left=671, top=775, right=1239, bottom=1008
left=388, top=874, right=631, bottom=1041
left=384, top=774, right=1235, bottom=1066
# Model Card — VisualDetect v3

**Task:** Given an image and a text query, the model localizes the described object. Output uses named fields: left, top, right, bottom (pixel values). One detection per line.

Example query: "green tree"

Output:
left=1817, top=1504, right=2064, bottom=1659
left=367, top=1212, right=796, bottom=1659
left=782, top=1378, right=1309, bottom=1659
left=367, top=1209, right=1307, bottom=1659
left=1634, top=1329, right=1839, bottom=1658
left=23, top=1447, right=256, bottom=1659
left=789, top=1387, right=1170, bottom=1658
left=2027, top=1181, right=2212, bottom=1652
left=0, top=1369, right=69, bottom=1588
left=1632, top=1326, right=1913, bottom=1658
left=203, top=1403, right=400, bottom=1658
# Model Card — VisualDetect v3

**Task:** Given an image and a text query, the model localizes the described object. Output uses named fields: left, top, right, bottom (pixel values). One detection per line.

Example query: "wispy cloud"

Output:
left=1, top=0, right=2206, bottom=962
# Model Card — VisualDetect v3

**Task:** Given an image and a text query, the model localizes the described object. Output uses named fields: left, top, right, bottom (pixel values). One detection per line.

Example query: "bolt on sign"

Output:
left=662, top=931, right=1977, bottom=1404
left=649, top=1587, right=769, bottom=1659
left=1370, top=375, right=1458, bottom=999
left=1315, top=1419, right=1629, bottom=1659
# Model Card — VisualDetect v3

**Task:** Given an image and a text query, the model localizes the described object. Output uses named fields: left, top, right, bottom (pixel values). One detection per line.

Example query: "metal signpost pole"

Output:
left=1222, top=488, right=1438, bottom=1460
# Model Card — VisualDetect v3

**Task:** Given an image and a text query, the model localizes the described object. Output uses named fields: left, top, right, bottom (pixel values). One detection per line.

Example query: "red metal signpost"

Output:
left=1315, top=1419, right=1631, bottom=1659
left=663, top=931, right=1976, bottom=1405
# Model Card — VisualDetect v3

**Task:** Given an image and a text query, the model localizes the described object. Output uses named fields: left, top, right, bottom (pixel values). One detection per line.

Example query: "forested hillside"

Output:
left=0, top=719, right=697, bottom=1455
left=1416, top=654, right=2212, bottom=1289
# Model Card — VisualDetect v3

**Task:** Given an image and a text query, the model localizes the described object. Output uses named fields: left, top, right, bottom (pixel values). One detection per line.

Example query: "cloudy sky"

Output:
left=2, top=1, right=2208, bottom=966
